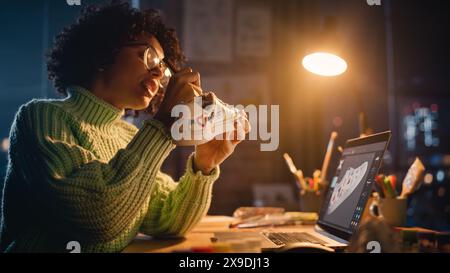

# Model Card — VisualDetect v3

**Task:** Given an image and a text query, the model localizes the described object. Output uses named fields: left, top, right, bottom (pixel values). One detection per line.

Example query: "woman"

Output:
left=0, top=1, right=248, bottom=252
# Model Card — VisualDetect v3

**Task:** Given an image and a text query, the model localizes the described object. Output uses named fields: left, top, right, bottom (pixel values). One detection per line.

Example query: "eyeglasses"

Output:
left=123, top=42, right=173, bottom=88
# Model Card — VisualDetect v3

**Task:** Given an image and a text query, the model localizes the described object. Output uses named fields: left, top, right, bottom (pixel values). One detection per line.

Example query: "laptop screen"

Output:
left=317, top=132, right=391, bottom=240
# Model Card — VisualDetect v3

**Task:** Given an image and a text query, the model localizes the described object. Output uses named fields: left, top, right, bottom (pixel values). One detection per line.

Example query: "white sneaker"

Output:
left=171, top=93, right=246, bottom=146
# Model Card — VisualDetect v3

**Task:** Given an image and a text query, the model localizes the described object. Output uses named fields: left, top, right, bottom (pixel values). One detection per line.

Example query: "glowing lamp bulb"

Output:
left=302, top=52, right=348, bottom=76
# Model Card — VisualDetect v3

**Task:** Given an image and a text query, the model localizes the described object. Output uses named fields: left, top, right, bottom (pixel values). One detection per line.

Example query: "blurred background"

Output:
left=0, top=0, right=449, bottom=231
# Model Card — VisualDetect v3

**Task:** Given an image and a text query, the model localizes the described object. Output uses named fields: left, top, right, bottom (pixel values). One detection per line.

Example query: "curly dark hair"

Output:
left=47, top=0, right=185, bottom=95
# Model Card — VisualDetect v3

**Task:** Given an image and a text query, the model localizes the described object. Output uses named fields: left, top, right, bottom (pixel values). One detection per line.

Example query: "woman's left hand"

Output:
left=193, top=113, right=250, bottom=175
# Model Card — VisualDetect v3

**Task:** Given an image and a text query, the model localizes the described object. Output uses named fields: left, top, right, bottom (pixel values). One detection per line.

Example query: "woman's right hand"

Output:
left=153, top=68, right=202, bottom=128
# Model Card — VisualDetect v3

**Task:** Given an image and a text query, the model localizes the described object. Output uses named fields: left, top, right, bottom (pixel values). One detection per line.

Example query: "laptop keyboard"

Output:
left=262, top=232, right=328, bottom=246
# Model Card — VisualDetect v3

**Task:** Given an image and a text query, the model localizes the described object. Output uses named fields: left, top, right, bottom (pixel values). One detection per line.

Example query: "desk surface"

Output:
left=122, top=216, right=318, bottom=253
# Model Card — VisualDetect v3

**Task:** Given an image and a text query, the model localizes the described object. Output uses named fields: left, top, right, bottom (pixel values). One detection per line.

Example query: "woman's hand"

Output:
left=153, top=68, right=202, bottom=128
left=193, top=114, right=250, bottom=175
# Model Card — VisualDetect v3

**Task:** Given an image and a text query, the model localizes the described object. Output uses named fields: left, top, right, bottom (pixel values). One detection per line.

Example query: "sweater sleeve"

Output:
left=9, top=102, right=175, bottom=244
left=139, top=153, right=220, bottom=237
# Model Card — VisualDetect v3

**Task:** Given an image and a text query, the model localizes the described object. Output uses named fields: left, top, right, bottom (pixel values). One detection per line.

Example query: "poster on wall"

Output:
left=183, top=0, right=233, bottom=62
left=236, top=6, right=272, bottom=58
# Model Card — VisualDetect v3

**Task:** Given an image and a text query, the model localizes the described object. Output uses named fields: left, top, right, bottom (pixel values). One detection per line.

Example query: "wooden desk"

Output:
left=122, top=215, right=318, bottom=253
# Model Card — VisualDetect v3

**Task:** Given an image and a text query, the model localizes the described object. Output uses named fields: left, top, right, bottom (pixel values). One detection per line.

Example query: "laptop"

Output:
left=261, top=131, right=392, bottom=250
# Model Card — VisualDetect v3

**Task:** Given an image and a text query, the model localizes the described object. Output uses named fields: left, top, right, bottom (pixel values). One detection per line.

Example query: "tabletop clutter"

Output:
left=369, top=157, right=426, bottom=227
left=229, top=207, right=318, bottom=228
left=394, top=227, right=450, bottom=253
left=374, top=157, right=426, bottom=199
left=283, top=131, right=337, bottom=213
left=170, top=207, right=319, bottom=253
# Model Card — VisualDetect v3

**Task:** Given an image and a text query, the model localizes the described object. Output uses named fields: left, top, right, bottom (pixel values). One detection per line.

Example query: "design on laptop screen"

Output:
left=320, top=141, right=387, bottom=233
left=327, top=161, right=369, bottom=214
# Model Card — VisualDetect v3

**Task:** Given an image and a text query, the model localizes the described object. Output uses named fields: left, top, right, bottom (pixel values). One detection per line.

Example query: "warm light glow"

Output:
left=302, top=52, right=347, bottom=76
left=1, top=138, right=9, bottom=153
left=424, top=173, right=434, bottom=185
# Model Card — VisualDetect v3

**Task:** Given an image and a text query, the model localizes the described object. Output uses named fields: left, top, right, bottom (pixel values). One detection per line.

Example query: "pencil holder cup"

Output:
left=299, top=190, right=324, bottom=213
left=369, top=196, right=407, bottom=227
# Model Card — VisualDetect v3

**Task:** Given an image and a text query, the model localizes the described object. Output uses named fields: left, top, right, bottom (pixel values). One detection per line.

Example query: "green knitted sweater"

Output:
left=0, top=86, right=220, bottom=253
